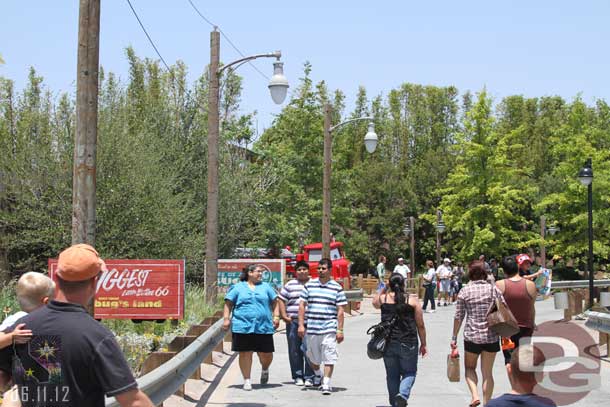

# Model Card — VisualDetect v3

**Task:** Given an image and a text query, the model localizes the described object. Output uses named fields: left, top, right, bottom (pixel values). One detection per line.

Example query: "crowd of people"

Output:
left=0, top=244, right=554, bottom=407
left=219, top=251, right=553, bottom=407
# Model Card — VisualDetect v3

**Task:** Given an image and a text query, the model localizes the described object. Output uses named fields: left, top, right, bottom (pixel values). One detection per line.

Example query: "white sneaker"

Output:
left=426, top=310, right=436, bottom=313
left=295, top=378, right=305, bottom=386
left=260, top=370, right=269, bottom=385
left=304, top=379, right=314, bottom=387
left=243, top=381, right=252, bottom=391
left=321, top=384, right=332, bottom=395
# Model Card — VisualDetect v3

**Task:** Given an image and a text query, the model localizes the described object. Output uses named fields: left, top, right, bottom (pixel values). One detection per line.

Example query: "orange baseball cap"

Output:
left=57, top=244, right=107, bottom=281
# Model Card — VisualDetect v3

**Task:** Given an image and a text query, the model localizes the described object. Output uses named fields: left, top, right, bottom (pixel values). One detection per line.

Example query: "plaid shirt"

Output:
left=455, top=280, right=504, bottom=344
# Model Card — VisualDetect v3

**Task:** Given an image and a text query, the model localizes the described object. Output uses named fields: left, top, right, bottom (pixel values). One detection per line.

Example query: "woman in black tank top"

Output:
left=373, top=273, right=428, bottom=407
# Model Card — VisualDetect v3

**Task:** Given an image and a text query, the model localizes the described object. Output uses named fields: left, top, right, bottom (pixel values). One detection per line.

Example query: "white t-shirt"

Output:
left=393, top=264, right=411, bottom=278
left=425, top=268, right=437, bottom=283
left=0, top=311, right=28, bottom=332
left=436, top=264, right=452, bottom=279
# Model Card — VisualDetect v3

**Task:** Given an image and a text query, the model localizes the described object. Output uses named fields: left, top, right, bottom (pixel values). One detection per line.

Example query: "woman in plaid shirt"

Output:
left=450, top=260, right=506, bottom=407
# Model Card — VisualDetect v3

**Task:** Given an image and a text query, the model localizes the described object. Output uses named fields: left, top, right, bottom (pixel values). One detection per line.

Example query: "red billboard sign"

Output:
left=48, top=259, right=185, bottom=320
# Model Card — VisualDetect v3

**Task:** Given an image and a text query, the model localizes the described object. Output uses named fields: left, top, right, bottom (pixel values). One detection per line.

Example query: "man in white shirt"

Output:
left=393, top=257, right=411, bottom=279
left=436, top=258, right=452, bottom=306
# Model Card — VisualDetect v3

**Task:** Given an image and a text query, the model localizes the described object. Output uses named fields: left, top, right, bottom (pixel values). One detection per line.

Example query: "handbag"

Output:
left=366, top=314, right=397, bottom=360
left=446, top=349, right=460, bottom=382
left=486, top=285, right=520, bottom=337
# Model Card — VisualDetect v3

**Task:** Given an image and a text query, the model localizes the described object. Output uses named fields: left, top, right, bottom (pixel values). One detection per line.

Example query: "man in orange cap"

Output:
left=0, top=244, right=153, bottom=407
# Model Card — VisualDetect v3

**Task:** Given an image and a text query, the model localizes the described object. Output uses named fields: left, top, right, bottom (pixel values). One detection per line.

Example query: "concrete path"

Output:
left=171, top=298, right=610, bottom=407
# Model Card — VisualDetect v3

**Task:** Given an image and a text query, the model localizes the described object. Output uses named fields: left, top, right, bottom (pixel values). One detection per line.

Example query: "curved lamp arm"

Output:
left=330, top=116, right=374, bottom=133
left=219, top=51, right=282, bottom=74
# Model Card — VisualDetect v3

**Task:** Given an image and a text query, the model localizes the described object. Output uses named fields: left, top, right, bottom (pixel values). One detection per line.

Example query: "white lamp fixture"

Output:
left=364, top=122, right=378, bottom=153
left=268, top=60, right=289, bottom=105
left=547, top=224, right=560, bottom=236
left=436, top=221, right=446, bottom=234
left=403, top=225, right=411, bottom=237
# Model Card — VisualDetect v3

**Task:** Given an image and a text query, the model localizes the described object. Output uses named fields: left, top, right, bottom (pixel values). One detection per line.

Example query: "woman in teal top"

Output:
left=223, top=264, right=280, bottom=391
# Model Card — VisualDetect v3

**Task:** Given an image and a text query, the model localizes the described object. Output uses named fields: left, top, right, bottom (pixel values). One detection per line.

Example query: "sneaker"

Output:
left=321, top=384, right=332, bottom=395
left=426, top=309, right=436, bottom=313
left=444, top=302, right=448, bottom=306
left=243, top=381, right=252, bottom=391
left=294, top=378, right=304, bottom=386
left=395, top=393, right=408, bottom=407
left=260, top=370, right=269, bottom=385
left=304, top=378, right=314, bottom=387
left=313, top=375, right=322, bottom=387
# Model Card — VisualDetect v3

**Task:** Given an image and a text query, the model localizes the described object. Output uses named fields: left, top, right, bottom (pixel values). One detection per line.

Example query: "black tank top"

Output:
left=380, top=300, right=418, bottom=345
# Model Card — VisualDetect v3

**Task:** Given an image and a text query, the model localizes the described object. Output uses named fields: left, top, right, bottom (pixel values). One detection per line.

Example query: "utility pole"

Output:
left=322, top=104, right=333, bottom=259
left=205, top=29, right=221, bottom=302
left=72, top=0, right=101, bottom=245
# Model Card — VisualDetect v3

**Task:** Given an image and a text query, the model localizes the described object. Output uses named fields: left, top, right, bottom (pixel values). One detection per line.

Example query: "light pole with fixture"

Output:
left=205, top=29, right=289, bottom=302
left=578, top=157, right=594, bottom=309
left=435, top=209, right=446, bottom=266
left=322, top=104, right=378, bottom=258
left=403, top=216, right=416, bottom=285
left=540, top=215, right=560, bottom=267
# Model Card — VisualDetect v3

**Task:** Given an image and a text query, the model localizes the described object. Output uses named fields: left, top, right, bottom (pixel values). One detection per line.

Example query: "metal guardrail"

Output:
left=345, top=288, right=363, bottom=301
left=552, top=279, right=610, bottom=289
left=105, top=318, right=225, bottom=407
left=585, top=311, right=610, bottom=334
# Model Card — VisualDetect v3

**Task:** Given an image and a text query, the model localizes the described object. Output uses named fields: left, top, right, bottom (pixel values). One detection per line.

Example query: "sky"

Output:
left=1, top=1, right=609, bottom=134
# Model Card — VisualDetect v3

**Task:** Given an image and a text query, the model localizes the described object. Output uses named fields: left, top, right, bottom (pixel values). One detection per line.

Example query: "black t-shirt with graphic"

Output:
left=0, top=300, right=137, bottom=406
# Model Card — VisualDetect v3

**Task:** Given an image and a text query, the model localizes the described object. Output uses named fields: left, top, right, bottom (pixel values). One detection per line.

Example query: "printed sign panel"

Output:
left=217, top=259, right=285, bottom=291
left=48, top=259, right=185, bottom=320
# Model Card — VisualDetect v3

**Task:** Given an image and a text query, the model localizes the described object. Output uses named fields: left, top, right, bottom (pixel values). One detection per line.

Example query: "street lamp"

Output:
left=540, top=215, right=560, bottom=267
left=578, top=158, right=594, bottom=309
left=435, top=210, right=445, bottom=265
left=205, top=29, right=288, bottom=302
left=322, top=104, right=378, bottom=258
left=403, top=216, right=416, bottom=284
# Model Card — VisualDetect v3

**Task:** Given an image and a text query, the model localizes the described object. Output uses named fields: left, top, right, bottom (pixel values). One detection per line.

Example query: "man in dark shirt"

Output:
left=0, top=244, right=152, bottom=407
left=486, top=344, right=556, bottom=407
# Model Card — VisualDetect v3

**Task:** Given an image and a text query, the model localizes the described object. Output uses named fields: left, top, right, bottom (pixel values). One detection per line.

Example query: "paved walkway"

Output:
left=170, top=297, right=610, bottom=407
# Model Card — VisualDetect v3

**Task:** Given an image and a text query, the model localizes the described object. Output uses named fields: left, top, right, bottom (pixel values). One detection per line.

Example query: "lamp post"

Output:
left=205, top=29, right=288, bottom=302
left=578, top=158, right=594, bottom=309
left=322, top=104, right=378, bottom=258
left=403, top=216, right=416, bottom=284
left=435, top=209, right=445, bottom=265
left=540, top=215, right=560, bottom=268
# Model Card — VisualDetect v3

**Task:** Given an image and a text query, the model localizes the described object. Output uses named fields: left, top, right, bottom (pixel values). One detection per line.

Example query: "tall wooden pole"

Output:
left=409, top=216, right=416, bottom=278
left=72, top=0, right=101, bottom=245
left=436, top=210, right=442, bottom=265
left=205, top=30, right=220, bottom=303
left=322, top=104, right=332, bottom=259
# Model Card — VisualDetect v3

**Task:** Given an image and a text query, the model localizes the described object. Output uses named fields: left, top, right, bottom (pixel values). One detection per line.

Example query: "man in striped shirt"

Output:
left=278, top=260, right=314, bottom=386
left=298, top=258, right=347, bottom=395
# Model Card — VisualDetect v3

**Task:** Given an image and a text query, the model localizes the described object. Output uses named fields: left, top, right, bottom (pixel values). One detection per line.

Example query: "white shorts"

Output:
left=439, top=279, right=451, bottom=293
left=306, top=333, right=338, bottom=365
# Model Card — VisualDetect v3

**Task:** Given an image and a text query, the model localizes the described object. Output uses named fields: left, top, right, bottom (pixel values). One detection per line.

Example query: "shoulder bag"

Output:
left=366, top=297, right=398, bottom=359
left=486, top=284, right=520, bottom=337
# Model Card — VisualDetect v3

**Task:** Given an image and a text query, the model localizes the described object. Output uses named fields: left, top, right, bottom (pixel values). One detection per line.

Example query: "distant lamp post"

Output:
left=403, top=216, right=416, bottom=283
left=578, top=158, right=594, bottom=309
left=322, top=104, right=378, bottom=258
left=205, top=29, right=288, bottom=302
left=435, top=210, right=445, bottom=265
left=540, top=216, right=561, bottom=267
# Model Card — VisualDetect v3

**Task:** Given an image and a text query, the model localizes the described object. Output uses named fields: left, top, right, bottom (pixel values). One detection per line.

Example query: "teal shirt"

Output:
left=225, top=281, right=277, bottom=334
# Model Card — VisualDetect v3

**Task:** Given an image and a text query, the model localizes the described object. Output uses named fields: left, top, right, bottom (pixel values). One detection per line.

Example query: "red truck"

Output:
left=286, top=242, right=351, bottom=284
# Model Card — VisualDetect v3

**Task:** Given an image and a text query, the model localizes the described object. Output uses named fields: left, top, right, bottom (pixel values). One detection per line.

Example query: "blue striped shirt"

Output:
left=278, top=279, right=307, bottom=319
left=300, top=278, right=347, bottom=335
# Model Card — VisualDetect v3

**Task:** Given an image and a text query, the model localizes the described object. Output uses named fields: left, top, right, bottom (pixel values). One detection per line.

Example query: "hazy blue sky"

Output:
left=1, top=1, right=609, bottom=133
